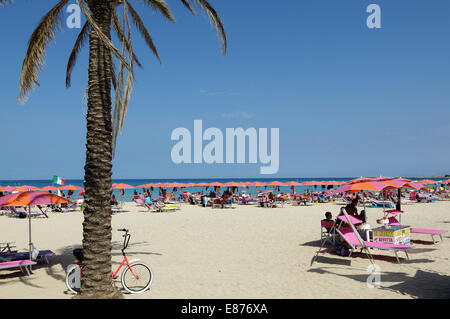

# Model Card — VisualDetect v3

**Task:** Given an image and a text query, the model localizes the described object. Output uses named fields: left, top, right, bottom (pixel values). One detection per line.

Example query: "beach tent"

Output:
left=0, top=191, right=69, bottom=260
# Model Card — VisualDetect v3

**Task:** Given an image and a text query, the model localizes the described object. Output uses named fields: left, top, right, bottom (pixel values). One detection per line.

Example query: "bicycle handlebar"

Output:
left=117, top=228, right=128, bottom=232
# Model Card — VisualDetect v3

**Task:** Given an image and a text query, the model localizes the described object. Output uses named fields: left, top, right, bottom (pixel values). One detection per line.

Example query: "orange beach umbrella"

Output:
left=112, top=183, right=135, bottom=189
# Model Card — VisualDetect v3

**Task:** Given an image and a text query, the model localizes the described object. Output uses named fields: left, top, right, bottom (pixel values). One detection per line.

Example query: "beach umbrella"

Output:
left=268, top=181, right=283, bottom=186
left=380, top=180, right=426, bottom=210
left=416, top=179, right=437, bottom=185
left=332, top=181, right=391, bottom=194
left=58, top=185, right=84, bottom=191
left=442, top=179, right=450, bottom=184
left=13, top=185, right=39, bottom=192
left=112, top=183, right=135, bottom=203
left=136, top=183, right=152, bottom=188
left=0, top=191, right=70, bottom=260
left=112, top=183, right=135, bottom=189
left=208, top=182, right=223, bottom=187
left=40, top=186, right=58, bottom=191
left=0, top=185, right=15, bottom=192
left=248, top=182, right=267, bottom=187
left=222, top=182, right=240, bottom=187
left=195, top=182, right=208, bottom=187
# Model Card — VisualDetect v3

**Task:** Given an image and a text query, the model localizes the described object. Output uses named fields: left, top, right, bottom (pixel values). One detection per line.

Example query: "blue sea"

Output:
left=0, top=177, right=442, bottom=202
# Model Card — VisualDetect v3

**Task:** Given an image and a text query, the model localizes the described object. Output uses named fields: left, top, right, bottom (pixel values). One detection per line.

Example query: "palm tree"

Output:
left=19, top=0, right=226, bottom=298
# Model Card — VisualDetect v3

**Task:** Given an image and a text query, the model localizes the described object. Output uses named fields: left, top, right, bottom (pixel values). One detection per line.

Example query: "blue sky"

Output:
left=0, top=0, right=449, bottom=179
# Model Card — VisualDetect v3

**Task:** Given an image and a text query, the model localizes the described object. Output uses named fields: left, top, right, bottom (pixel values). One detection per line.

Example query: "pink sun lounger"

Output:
left=388, top=217, right=447, bottom=244
left=337, top=227, right=413, bottom=263
left=0, top=259, right=36, bottom=276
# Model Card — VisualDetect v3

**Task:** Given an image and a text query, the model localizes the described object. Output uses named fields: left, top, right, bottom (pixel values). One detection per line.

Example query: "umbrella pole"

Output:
left=396, top=188, right=401, bottom=211
left=28, top=205, right=32, bottom=260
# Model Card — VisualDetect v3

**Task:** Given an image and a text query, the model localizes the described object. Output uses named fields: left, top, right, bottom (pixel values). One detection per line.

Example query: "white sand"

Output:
left=1, top=200, right=449, bottom=299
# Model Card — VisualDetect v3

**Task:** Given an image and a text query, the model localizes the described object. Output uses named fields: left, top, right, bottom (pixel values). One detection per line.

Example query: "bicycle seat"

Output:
left=73, top=248, right=84, bottom=261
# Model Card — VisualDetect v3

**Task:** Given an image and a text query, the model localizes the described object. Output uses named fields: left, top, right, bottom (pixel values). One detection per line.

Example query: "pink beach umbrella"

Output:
left=40, top=186, right=59, bottom=191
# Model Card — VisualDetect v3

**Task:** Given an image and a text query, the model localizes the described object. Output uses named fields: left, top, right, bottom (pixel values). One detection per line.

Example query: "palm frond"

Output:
left=138, top=0, right=176, bottom=23
left=126, top=0, right=161, bottom=64
left=188, top=0, right=227, bottom=55
left=112, top=9, right=143, bottom=68
left=180, top=0, right=195, bottom=14
left=112, top=1, right=135, bottom=155
left=66, top=22, right=90, bottom=88
left=77, top=0, right=131, bottom=72
left=18, top=0, right=70, bottom=103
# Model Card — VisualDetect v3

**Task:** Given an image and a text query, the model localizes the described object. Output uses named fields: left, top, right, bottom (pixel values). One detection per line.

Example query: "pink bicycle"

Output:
left=66, top=229, right=153, bottom=294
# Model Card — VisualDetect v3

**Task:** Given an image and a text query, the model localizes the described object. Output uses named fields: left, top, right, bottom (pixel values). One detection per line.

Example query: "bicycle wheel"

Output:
left=65, top=264, right=81, bottom=294
left=121, top=262, right=153, bottom=294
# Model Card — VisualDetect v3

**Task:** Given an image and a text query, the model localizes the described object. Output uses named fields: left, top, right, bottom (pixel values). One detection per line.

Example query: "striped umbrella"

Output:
left=136, top=183, right=152, bottom=188
left=222, top=182, right=241, bottom=187
left=58, top=185, right=84, bottom=191
left=40, top=186, right=59, bottom=191
left=0, top=186, right=15, bottom=192
left=299, top=181, right=320, bottom=186
left=248, top=182, right=267, bottom=187
left=416, top=179, right=438, bottom=185
left=268, top=181, right=284, bottom=186
left=208, top=182, right=223, bottom=187
left=195, top=182, right=208, bottom=187
left=13, top=185, right=40, bottom=192
left=112, top=183, right=135, bottom=189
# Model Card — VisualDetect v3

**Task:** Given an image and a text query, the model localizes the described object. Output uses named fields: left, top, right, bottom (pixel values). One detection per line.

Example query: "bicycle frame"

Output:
left=112, top=255, right=140, bottom=280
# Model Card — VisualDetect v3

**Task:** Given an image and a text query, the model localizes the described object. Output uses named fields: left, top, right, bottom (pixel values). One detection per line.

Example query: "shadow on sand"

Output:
left=308, top=267, right=450, bottom=298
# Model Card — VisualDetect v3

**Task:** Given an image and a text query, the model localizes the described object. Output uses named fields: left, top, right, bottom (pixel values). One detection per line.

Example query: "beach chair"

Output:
left=336, top=211, right=413, bottom=264
left=387, top=217, right=447, bottom=244
left=1, top=250, right=55, bottom=264
left=0, top=259, right=36, bottom=276
left=370, top=199, right=394, bottom=208
left=321, top=220, right=336, bottom=245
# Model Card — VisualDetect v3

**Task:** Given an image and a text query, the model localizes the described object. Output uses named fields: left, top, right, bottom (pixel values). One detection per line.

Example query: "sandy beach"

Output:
left=1, top=200, right=449, bottom=299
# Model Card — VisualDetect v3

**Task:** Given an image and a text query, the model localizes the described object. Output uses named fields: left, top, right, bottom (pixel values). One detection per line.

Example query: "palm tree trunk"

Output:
left=80, top=0, right=122, bottom=299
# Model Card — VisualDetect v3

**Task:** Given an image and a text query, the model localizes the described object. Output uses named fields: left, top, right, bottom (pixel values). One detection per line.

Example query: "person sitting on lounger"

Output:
left=344, top=198, right=365, bottom=222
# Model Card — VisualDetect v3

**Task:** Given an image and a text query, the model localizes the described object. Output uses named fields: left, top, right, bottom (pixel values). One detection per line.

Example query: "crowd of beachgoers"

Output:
left=1, top=177, right=449, bottom=299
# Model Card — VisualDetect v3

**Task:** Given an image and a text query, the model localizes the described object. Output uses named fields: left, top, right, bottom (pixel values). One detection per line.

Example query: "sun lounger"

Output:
left=152, top=202, right=179, bottom=212
left=337, top=226, right=413, bottom=263
left=0, top=249, right=55, bottom=264
left=410, top=228, right=447, bottom=244
left=312, top=210, right=413, bottom=265
left=0, top=259, right=36, bottom=276
left=370, top=200, right=394, bottom=208
left=388, top=217, right=447, bottom=244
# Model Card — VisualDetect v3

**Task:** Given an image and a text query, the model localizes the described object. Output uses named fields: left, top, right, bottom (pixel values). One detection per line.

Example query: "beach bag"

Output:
left=334, top=244, right=349, bottom=256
